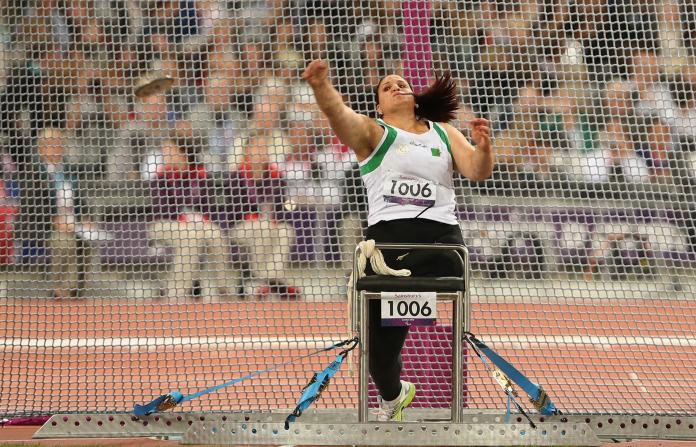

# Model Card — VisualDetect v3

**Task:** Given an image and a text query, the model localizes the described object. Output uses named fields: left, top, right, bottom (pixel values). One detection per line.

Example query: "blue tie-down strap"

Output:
left=133, top=391, right=184, bottom=416
left=464, top=332, right=560, bottom=416
left=284, top=354, right=346, bottom=430
left=285, top=337, right=359, bottom=429
left=133, top=337, right=360, bottom=416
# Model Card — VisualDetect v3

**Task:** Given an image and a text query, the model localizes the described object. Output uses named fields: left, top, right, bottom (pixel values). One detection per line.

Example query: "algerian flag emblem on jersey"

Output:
left=431, top=148, right=441, bottom=157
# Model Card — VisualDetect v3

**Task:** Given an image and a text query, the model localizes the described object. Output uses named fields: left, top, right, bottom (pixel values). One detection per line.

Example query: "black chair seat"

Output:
left=356, top=276, right=465, bottom=292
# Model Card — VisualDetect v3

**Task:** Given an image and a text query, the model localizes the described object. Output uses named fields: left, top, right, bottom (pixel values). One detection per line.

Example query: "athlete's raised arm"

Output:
left=302, top=60, right=383, bottom=161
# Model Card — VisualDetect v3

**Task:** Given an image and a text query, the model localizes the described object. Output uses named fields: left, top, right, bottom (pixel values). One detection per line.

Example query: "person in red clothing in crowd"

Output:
left=225, top=128, right=301, bottom=300
left=141, top=136, right=235, bottom=299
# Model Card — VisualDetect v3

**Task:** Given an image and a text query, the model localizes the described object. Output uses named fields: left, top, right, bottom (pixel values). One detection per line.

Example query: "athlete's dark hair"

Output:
left=374, top=72, right=459, bottom=123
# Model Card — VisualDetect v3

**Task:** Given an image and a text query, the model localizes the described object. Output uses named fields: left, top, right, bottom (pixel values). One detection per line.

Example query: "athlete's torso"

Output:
left=359, top=119, right=457, bottom=226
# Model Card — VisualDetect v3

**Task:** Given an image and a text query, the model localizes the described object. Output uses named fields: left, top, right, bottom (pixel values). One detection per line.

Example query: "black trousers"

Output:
left=364, top=218, right=464, bottom=401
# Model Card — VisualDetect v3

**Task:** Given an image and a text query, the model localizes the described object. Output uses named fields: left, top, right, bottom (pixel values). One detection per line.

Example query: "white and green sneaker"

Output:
left=376, top=380, right=416, bottom=422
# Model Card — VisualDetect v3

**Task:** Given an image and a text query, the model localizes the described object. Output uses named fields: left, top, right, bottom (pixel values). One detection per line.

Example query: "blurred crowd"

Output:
left=0, top=0, right=693, bottom=190
left=0, top=0, right=696, bottom=295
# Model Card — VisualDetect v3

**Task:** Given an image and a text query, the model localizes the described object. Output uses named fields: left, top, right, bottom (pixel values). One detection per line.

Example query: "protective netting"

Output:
left=1, top=0, right=696, bottom=418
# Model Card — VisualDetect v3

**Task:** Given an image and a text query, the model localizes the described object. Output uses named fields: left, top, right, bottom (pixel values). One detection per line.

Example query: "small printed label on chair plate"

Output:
left=380, top=292, right=437, bottom=326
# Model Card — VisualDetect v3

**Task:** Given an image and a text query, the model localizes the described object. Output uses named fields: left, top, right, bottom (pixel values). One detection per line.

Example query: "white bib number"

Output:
left=383, top=173, right=436, bottom=207
left=381, top=292, right=437, bottom=327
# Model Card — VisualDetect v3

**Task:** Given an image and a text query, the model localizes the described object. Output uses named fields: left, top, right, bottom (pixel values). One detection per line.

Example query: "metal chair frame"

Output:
left=350, top=242, right=470, bottom=423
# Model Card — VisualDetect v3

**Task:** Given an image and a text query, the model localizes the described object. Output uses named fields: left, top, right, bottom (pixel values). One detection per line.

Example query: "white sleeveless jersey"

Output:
left=359, top=119, right=457, bottom=226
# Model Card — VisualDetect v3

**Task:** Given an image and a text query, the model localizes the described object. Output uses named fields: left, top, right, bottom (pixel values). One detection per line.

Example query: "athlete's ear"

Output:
left=376, top=105, right=383, bottom=116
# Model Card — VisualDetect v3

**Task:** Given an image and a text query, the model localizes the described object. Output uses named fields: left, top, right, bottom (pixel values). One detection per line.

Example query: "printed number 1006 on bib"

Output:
left=382, top=173, right=436, bottom=207
left=380, top=292, right=437, bottom=327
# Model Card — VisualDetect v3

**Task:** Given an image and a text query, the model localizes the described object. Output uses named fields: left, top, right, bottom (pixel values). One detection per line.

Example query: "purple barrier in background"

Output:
left=460, top=206, right=696, bottom=274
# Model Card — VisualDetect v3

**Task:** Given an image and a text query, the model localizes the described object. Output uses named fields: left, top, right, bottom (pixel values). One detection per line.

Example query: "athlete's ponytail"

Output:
left=414, top=72, right=459, bottom=123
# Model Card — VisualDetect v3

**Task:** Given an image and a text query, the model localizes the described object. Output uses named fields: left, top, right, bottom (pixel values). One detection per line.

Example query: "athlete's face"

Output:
left=376, top=75, right=415, bottom=116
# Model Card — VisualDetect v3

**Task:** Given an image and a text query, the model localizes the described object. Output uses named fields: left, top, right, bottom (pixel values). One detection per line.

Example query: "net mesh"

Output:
left=1, top=0, right=696, bottom=418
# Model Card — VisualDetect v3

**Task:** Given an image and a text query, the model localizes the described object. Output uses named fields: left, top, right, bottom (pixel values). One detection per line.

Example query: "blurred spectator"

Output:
left=430, top=0, right=479, bottom=77
left=630, top=50, right=696, bottom=153
left=273, top=48, right=306, bottom=94
left=283, top=111, right=354, bottom=210
left=566, top=0, right=661, bottom=83
left=136, top=0, right=226, bottom=116
left=303, top=16, right=330, bottom=62
left=560, top=76, right=672, bottom=186
left=631, top=51, right=684, bottom=183
left=111, top=91, right=170, bottom=180
left=141, top=137, right=235, bottom=298
left=631, top=49, right=674, bottom=119
left=228, top=80, right=292, bottom=171
left=140, top=0, right=203, bottom=47
left=17, top=128, right=99, bottom=298
left=204, top=19, right=255, bottom=115
left=602, top=78, right=639, bottom=124
left=278, top=122, right=324, bottom=209
left=0, top=0, right=96, bottom=148
left=271, top=12, right=297, bottom=56
left=300, top=0, right=364, bottom=81
left=492, top=82, right=598, bottom=187
left=543, top=81, right=600, bottom=155
left=236, top=28, right=275, bottom=94
left=490, top=85, right=544, bottom=176
left=342, top=18, right=397, bottom=115
left=667, top=70, right=696, bottom=152
left=250, top=78, right=289, bottom=130
left=575, top=119, right=651, bottom=184
left=278, top=102, right=355, bottom=264
left=225, top=132, right=298, bottom=298
left=269, top=10, right=309, bottom=76
left=226, top=207, right=299, bottom=299
left=64, top=76, right=119, bottom=174
left=466, top=0, right=540, bottom=117
left=519, top=131, right=572, bottom=185
left=657, top=0, right=691, bottom=75
left=635, top=115, right=675, bottom=183
left=530, top=0, right=588, bottom=88
left=228, top=0, right=284, bottom=38
left=493, top=84, right=543, bottom=135
left=362, top=0, right=403, bottom=58
left=230, top=126, right=281, bottom=176
left=62, top=0, right=137, bottom=146
left=355, top=21, right=387, bottom=87
left=183, top=70, right=245, bottom=173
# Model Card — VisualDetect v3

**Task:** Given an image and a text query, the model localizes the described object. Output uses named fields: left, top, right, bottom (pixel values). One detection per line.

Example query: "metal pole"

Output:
left=464, top=246, right=471, bottom=333
left=452, top=289, right=464, bottom=423
left=359, top=290, right=370, bottom=422
left=460, top=246, right=471, bottom=422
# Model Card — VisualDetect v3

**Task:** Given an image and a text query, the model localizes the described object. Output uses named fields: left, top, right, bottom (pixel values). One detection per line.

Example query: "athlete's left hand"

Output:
left=470, top=118, right=491, bottom=149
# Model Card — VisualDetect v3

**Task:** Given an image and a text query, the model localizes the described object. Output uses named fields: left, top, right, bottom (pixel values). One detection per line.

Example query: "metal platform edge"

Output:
left=33, top=410, right=696, bottom=442
left=33, top=412, right=212, bottom=439
left=182, top=421, right=599, bottom=446
left=32, top=409, right=341, bottom=439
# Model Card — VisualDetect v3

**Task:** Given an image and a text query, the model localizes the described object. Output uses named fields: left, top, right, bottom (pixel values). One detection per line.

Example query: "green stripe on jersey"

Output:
left=360, top=122, right=397, bottom=175
left=432, top=122, right=452, bottom=158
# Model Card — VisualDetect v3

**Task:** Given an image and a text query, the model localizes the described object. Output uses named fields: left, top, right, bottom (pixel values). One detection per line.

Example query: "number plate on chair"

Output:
left=380, top=292, right=437, bottom=326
